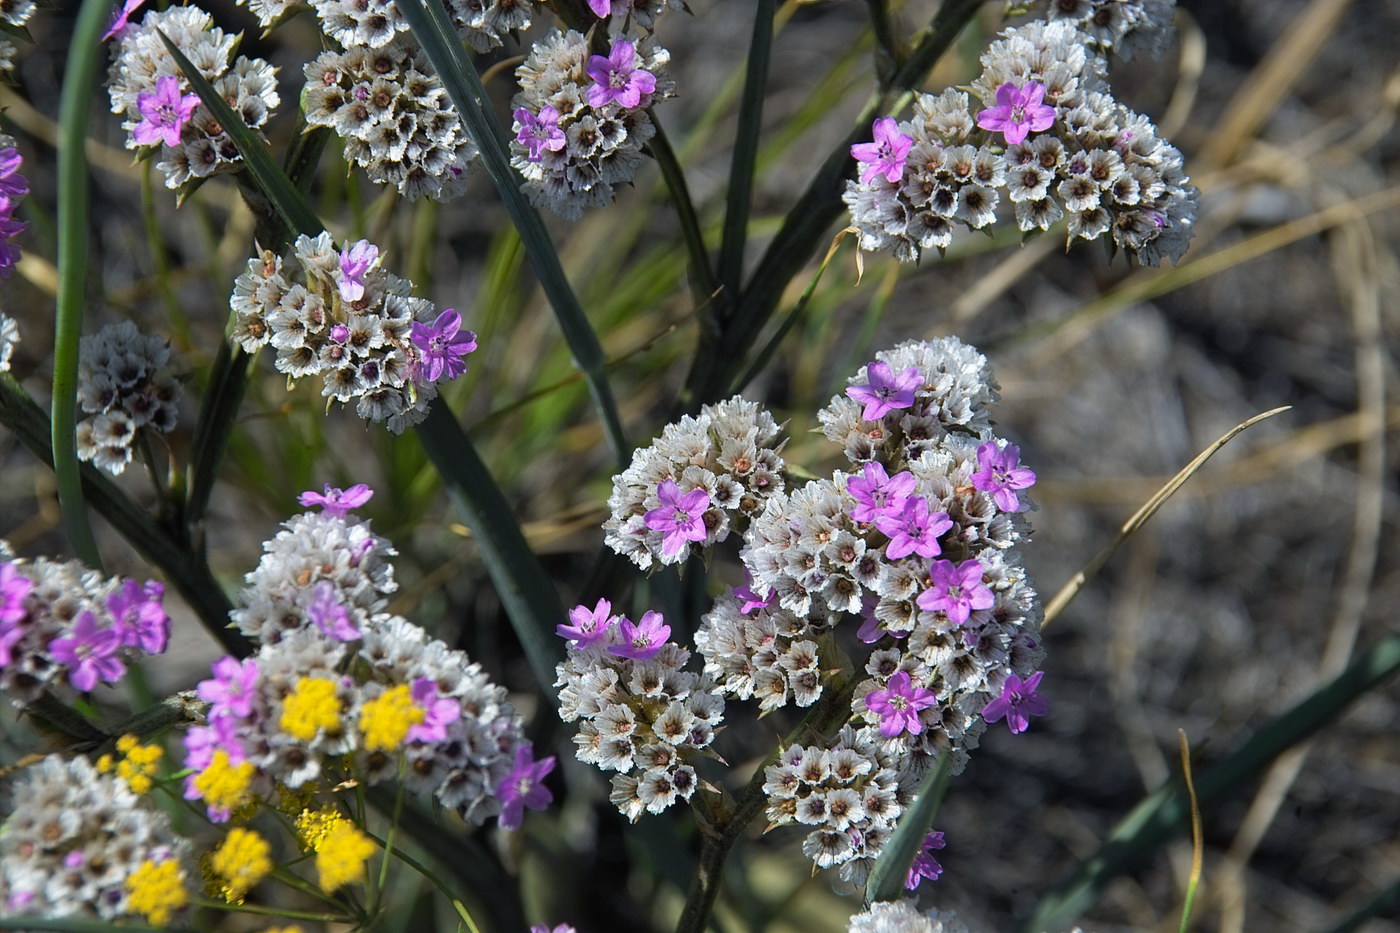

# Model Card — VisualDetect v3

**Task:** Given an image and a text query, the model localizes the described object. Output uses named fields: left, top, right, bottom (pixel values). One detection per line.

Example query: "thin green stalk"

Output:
left=717, top=0, right=777, bottom=301
left=648, top=114, right=718, bottom=302
left=373, top=759, right=409, bottom=912
left=365, top=831, right=487, bottom=933
left=195, top=899, right=358, bottom=924
left=51, top=0, right=110, bottom=568
left=141, top=161, right=188, bottom=344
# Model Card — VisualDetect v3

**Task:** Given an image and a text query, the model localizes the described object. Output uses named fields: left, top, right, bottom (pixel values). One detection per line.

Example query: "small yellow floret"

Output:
left=358, top=684, right=424, bottom=751
left=96, top=753, right=115, bottom=773
left=115, top=739, right=163, bottom=794
left=280, top=677, right=342, bottom=741
left=294, top=806, right=347, bottom=852
left=259, top=926, right=304, bottom=933
left=314, top=822, right=376, bottom=892
left=125, top=858, right=188, bottom=926
left=192, top=750, right=256, bottom=815
left=210, top=827, right=273, bottom=904
left=116, top=733, right=138, bottom=753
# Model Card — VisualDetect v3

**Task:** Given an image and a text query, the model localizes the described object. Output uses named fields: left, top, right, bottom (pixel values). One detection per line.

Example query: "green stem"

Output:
left=194, top=899, right=357, bottom=923
left=51, top=0, right=110, bottom=568
left=648, top=114, right=717, bottom=303
left=372, top=759, right=409, bottom=912
left=365, top=831, right=486, bottom=933
left=141, top=161, right=188, bottom=344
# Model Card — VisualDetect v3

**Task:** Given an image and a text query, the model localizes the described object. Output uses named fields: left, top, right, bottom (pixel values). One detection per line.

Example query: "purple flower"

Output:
left=847, top=462, right=917, bottom=524
left=183, top=714, right=244, bottom=771
left=196, top=656, right=259, bottom=719
left=47, top=611, right=125, bottom=692
left=971, top=441, right=1037, bottom=513
left=0, top=562, right=31, bottom=626
left=982, top=670, right=1049, bottom=734
left=410, top=309, right=477, bottom=384
left=298, top=482, right=374, bottom=519
left=916, top=559, right=994, bottom=625
left=131, top=75, right=200, bottom=148
left=407, top=678, right=461, bottom=743
left=846, top=360, right=923, bottom=421
left=514, top=106, right=566, bottom=162
left=863, top=670, right=937, bottom=737
left=976, top=81, right=1056, bottom=147
left=731, top=571, right=775, bottom=615
left=0, top=216, right=25, bottom=278
left=585, top=40, right=657, bottom=109
left=609, top=610, right=670, bottom=661
left=0, top=622, right=24, bottom=668
left=850, top=116, right=913, bottom=185
left=106, top=579, right=169, bottom=655
left=305, top=580, right=361, bottom=641
left=337, top=239, right=378, bottom=302
left=531, top=925, right=577, bottom=933
left=496, top=743, right=555, bottom=830
left=102, top=0, right=147, bottom=41
left=875, top=497, right=953, bottom=561
left=905, top=831, right=946, bottom=890
left=643, top=479, right=711, bottom=558
left=557, top=598, right=617, bottom=648
left=587, top=0, right=617, bottom=15
left=0, top=148, right=28, bottom=216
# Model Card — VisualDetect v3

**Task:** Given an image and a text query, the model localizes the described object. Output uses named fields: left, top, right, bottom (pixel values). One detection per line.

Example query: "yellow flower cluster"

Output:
left=293, top=805, right=346, bottom=851
left=96, top=734, right=163, bottom=794
left=260, top=927, right=304, bottom=933
left=209, top=827, right=273, bottom=903
left=280, top=676, right=342, bottom=741
left=358, top=684, right=423, bottom=751
left=313, top=822, right=376, bottom=892
left=125, top=857, right=188, bottom=926
left=192, top=749, right=256, bottom=816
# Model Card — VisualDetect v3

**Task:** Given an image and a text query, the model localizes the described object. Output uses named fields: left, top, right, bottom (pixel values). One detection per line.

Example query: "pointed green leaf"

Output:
left=863, top=752, right=952, bottom=906
left=717, top=0, right=777, bottom=300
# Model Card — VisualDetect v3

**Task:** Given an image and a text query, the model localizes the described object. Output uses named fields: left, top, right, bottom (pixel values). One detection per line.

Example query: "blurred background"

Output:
left=1, top=0, right=1397, bottom=931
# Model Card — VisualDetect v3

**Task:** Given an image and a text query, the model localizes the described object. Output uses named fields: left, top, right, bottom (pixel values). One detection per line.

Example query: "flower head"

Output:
left=587, top=0, right=615, bottom=15
left=197, top=656, right=260, bottom=719
left=410, top=309, right=477, bottom=384
left=976, top=81, right=1056, bottom=147
left=298, top=483, right=374, bottom=519
left=875, top=496, right=953, bottom=561
left=315, top=822, right=375, bottom=891
left=210, top=827, right=272, bottom=904
left=514, top=106, right=566, bottom=162
left=982, top=670, right=1049, bottom=734
left=845, top=360, right=923, bottom=421
left=610, top=610, right=671, bottom=661
left=48, top=611, right=125, bottom=691
left=102, top=0, right=147, bottom=41
left=850, top=116, right=913, bottom=185
left=971, top=441, right=1037, bottom=512
left=905, top=831, right=946, bottom=890
left=407, top=677, right=461, bottom=743
left=847, top=462, right=917, bottom=524
left=306, top=580, right=361, bottom=641
left=497, top=743, right=556, bottom=830
left=558, top=598, right=616, bottom=648
left=643, top=479, right=711, bottom=558
left=107, top=579, right=169, bottom=654
left=585, top=40, right=657, bottom=109
left=359, top=683, right=424, bottom=751
left=916, top=558, right=995, bottom=625
left=124, top=857, right=188, bottom=927
left=132, top=75, right=200, bottom=148
left=864, top=670, right=937, bottom=737
left=336, top=239, right=378, bottom=302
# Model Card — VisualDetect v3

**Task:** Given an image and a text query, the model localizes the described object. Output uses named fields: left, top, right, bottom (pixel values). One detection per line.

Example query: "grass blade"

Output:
left=863, top=752, right=952, bottom=906
left=717, top=0, right=777, bottom=299
left=395, top=0, right=629, bottom=465
left=1022, top=631, right=1400, bottom=933
left=1177, top=731, right=1203, bottom=933
left=51, top=0, right=111, bottom=568
left=648, top=114, right=718, bottom=303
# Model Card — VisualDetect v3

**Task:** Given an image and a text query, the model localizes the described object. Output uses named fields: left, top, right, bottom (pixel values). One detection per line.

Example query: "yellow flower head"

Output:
left=192, top=749, right=256, bottom=817
left=314, top=822, right=376, bottom=892
left=125, top=857, right=189, bottom=927
left=113, top=735, right=164, bottom=795
left=280, top=676, right=342, bottom=742
left=294, top=805, right=347, bottom=852
left=209, top=827, right=273, bottom=904
left=358, top=683, right=424, bottom=751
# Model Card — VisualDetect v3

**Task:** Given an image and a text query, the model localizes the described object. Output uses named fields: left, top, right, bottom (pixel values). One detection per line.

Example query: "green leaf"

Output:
left=717, top=0, right=777, bottom=300
left=863, top=752, right=951, bottom=906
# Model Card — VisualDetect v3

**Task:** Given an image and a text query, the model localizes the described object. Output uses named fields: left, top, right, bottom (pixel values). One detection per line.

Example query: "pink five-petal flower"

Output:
left=407, top=677, right=461, bottom=743
left=587, top=0, right=618, bottom=15
left=102, top=0, right=147, bottom=41
left=905, top=831, right=946, bottom=890
left=847, top=461, right=917, bottom=524
left=643, top=479, right=711, bottom=558
left=305, top=580, right=361, bottom=641
left=106, top=579, right=169, bottom=655
left=585, top=39, right=656, bottom=109
left=496, top=743, right=556, bottom=830
left=0, top=562, right=32, bottom=626
left=971, top=441, right=1037, bottom=512
left=337, top=239, right=378, bottom=302
left=976, top=81, right=1056, bottom=147
left=196, top=656, right=260, bottom=719
left=845, top=360, right=924, bottom=421
left=47, top=611, right=125, bottom=692
left=410, top=309, right=477, bottom=384
left=557, top=598, right=616, bottom=648
left=982, top=670, right=1049, bottom=734
left=916, top=558, right=995, bottom=625
left=850, top=115, right=913, bottom=185
left=863, top=670, right=937, bottom=737
left=609, top=610, right=671, bottom=661
left=298, top=482, right=374, bottom=519
left=132, top=75, right=200, bottom=148
left=874, top=496, right=953, bottom=561
left=514, top=106, right=567, bottom=162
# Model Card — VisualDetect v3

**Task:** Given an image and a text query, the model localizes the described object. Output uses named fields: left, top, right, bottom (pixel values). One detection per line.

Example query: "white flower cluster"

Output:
left=0, top=0, right=34, bottom=76
left=556, top=637, right=725, bottom=821
left=303, top=40, right=478, bottom=202
left=74, top=320, right=183, bottom=476
left=262, top=0, right=543, bottom=54
left=1045, top=0, right=1177, bottom=59
left=510, top=30, right=674, bottom=220
left=846, top=901, right=970, bottom=933
left=591, top=0, right=686, bottom=28
left=693, top=594, right=834, bottom=712
left=0, top=311, right=17, bottom=373
left=107, top=6, right=280, bottom=192
left=845, top=20, right=1197, bottom=265
left=604, top=396, right=786, bottom=569
left=230, top=232, right=442, bottom=432
left=0, top=756, right=193, bottom=923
